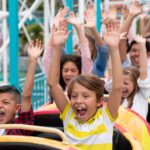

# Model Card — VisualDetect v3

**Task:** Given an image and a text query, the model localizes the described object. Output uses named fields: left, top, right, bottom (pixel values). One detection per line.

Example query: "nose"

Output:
left=0, top=102, right=3, bottom=108
left=133, top=50, right=139, bottom=56
left=66, top=70, right=73, bottom=76
left=76, top=96, right=83, bottom=103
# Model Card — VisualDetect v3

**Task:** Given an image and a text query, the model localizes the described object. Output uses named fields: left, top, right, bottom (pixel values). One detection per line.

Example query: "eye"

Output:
left=63, top=69, right=68, bottom=73
left=71, top=94, right=77, bottom=99
left=71, top=69, right=78, bottom=73
left=3, top=101, right=9, bottom=104
left=83, top=95, right=89, bottom=99
left=71, top=95, right=77, bottom=99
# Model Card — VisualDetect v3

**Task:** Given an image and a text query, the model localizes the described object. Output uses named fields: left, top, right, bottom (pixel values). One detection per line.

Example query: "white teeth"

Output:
left=77, top=107, right=85, bottom=110
left=0, top=110, right=4, bottom=114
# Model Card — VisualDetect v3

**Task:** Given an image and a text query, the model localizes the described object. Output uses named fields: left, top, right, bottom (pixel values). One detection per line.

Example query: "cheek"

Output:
left=73, top=72, right=79, bottom=77
left=70, top=100, right=75, bottom=108
left=62, top=71, right=66, bottom=78
left=128, top=84, right=134, bottom=92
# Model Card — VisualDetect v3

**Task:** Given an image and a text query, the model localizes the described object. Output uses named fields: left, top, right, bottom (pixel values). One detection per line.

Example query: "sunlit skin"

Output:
left=70, top=82, right=101, bottom=123
left=0, top=93, right=20, bottom=124
left=130, top=43, right=140, bottom=68
left=122, top=75, right=134, bottom=98
left=62, top=61, right=79, bottom=86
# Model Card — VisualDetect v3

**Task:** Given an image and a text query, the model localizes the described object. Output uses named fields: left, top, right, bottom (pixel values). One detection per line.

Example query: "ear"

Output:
left=15, top=104, right=21, bottom=113
left=97, top=97, right=104, bottom=108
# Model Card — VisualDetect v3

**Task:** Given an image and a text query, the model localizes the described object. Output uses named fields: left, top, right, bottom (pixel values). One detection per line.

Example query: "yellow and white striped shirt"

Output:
left=60, top=103, right=116, bottom=150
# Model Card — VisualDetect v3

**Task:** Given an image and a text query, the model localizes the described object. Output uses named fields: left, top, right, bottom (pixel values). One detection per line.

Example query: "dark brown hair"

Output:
left=0, top=85, right=21, bottom=103
left=60, top=54, right=82, bottom=90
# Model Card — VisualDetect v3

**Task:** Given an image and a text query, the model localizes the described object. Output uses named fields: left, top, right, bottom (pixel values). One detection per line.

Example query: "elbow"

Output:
left=22, top=93, right=32, bottom=100
left=112, top=82, right=122, bottom=92
left=48, top=78, right=58, bottom=88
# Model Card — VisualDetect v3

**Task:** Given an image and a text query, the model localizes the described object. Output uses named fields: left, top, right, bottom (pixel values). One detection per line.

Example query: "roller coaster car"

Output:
left=0, top=124, right=80, bottom=150
left=115, top=106, right=150, bottom=150
left=34, top=104, right=149, bottom=150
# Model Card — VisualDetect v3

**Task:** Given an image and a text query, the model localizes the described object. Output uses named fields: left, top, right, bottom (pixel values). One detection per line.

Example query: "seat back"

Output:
left=115, top=106, right=150, bottom=150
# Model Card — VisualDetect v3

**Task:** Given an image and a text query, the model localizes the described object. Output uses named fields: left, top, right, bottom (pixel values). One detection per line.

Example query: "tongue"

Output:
left=0, top=112, right=4, bottom=117
left=78, top=109, right=86, bottom=116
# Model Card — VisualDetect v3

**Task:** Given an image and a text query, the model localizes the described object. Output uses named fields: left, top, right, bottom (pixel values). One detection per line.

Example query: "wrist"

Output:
left=108, top=45, right=119, bottom=50
left=128, top=13, right=137, bottom=18
left=89, top=26, right=97, bottom=31
left=54, top=45, right=64, bottom=50
left=76, top=25, right=84, bottom=32
left=28, top=57, right=38, bottom=63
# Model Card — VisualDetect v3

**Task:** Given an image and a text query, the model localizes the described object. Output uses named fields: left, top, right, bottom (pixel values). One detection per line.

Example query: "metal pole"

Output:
left=2, top=0, right=8, bottom=84
left=44, top=0, right=49, bottom=49
left=65, top=0, right=73, bottom=54
left=96, top=0, right=101, bottom=32
left=79, top=0, right=85, bottom=22
left=8, top=0, right=19, bottom=87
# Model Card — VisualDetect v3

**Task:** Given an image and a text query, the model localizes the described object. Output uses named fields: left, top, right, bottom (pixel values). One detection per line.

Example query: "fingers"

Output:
left=104, top=18, right=120, bottom=33
left=57, top=19, right=68, bottom=32
left=132, top=34, right=146, bottom=43
left=29, top=39, right=43, bottom=49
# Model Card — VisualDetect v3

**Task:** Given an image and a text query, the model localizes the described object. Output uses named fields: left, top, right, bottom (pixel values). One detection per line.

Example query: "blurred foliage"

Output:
left=20, top=0, right=64, bottom=56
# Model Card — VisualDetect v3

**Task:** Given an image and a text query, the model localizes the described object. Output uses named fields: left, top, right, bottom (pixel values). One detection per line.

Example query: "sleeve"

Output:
left=42, top=46, right=54, bottom=78
left=138, top=77, right=150, bottom=99
left=92, top=44, right=108, bottom=77
left=104, top=78, right=112, bottom=93
left=79, top=43, right=93, bottom=74
left=6, top=108, right=34, bottom=136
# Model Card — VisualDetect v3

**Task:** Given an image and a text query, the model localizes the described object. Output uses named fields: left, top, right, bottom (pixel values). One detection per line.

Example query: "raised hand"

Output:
left=27, top=39, right=43, bottom=61
left=121, top=5, right=129, bottom=20
left=84, top=4, right=96, bottom=29
left=129, top=1, right=143, bottom=17
left=132, top=34, right=146, bottom=44
left=51, top=19, right=71, bottom=47
left=53, top=7, right=69, bottom=28
left=67, top=11, right=83, bottom=29
left=103, top=19, right=120, bottom=48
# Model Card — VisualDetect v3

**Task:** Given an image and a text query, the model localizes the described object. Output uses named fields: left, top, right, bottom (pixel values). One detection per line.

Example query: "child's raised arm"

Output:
left=42, top=7, right=69, bottom=77
left=103, top=19, right=123, bottom=118
left=133, top=35, right=147, bottom=79
left=21, top=39, right=43, bottom=112
left=119, top=1, right=142, bottom=63
left=67, top=11, right=93, bottom=74
left=48, top=19, right=70, bottom=113
left=84, top=4, right=104, bottom=46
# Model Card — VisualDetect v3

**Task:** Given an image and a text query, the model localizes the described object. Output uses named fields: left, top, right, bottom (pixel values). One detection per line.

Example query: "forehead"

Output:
left=72, top=82, right=91, bottom=92
left=63, top=61, right=78, bottom=69
left=130, top=43, right=140, bottom=51
left=0, top=93, right=16, bottom=101
left=123, top=74, right=132, bottom=81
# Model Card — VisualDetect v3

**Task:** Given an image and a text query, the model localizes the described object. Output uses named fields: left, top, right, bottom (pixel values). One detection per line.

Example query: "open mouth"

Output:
left=0, top=110, right=5, bottom=117
left=76, top=107, right=87, bottom=117
left=122, top=89, right=129, bottom=97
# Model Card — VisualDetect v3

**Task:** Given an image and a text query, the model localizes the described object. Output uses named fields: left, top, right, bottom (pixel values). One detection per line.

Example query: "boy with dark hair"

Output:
left=0, top=39, right=43, bottom=135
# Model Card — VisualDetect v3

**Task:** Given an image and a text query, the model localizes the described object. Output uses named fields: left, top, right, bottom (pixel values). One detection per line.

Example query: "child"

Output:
left=0, top=39, right=43, bottom=135
left=84, top=4, right=108, bottom=77
left=121, top=35, right=150, bottom=120
left=48, top=18, right=123, bottom=150
left=42, top=7, right=93, bottom=78
left=106, top=34, right=150, bottom=121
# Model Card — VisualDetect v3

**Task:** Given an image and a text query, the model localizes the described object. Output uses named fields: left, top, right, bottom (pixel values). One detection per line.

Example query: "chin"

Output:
left=122, top=94, right=128, bottom=98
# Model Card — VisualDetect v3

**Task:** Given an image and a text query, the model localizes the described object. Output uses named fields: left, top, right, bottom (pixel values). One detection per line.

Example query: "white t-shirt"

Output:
left=0, top=129, right=5, bottom=135
left=105, top=77, right=150, bottom=119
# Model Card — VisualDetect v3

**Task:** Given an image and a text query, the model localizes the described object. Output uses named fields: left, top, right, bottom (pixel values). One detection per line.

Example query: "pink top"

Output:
left=42, top=43, right=93, bottom=78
